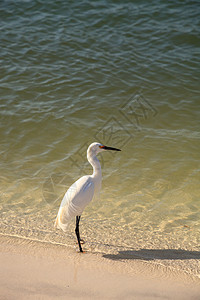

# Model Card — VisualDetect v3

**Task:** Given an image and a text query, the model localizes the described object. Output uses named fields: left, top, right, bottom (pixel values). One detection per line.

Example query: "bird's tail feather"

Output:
left=54, top=214, right=68, bottom=232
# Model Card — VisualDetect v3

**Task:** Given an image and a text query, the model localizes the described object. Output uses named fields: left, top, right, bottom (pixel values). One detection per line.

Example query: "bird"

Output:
left=54, top=142, right=121, bottom=252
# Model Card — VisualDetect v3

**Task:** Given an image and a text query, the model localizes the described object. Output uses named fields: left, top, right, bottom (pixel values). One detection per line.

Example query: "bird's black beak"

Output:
left=100, top=145, right=121, bottom=151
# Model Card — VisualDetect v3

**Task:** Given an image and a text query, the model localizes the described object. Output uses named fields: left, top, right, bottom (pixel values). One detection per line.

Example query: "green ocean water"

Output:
left=0, top=0, right=200, bottom=273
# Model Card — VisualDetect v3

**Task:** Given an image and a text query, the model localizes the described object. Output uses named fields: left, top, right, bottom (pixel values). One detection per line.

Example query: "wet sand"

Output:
left=0, top=235, right=200, bottom=300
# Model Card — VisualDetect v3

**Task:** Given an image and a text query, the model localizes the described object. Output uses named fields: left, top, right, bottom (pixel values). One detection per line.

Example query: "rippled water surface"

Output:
left=0, top=0, right=200, bottom=275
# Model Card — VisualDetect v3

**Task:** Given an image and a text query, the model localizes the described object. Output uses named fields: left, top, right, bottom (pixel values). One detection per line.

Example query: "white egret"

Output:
left=55, top=142, right=121, bottom=252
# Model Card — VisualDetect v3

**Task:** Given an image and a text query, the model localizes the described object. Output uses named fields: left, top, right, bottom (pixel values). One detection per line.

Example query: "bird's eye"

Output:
left=99, top=145, right=104, bottom=149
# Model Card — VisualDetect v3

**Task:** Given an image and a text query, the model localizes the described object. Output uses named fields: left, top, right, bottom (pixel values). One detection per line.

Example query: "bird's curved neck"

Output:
left=87, top=153, right=102, bottom=178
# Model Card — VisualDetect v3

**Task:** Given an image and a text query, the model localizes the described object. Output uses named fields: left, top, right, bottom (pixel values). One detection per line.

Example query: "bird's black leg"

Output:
left=75, top=216, right=83, bottom=253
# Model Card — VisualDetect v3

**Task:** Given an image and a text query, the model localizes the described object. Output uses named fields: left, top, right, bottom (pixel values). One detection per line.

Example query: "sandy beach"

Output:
left=0, top=234, right=199, bottom=300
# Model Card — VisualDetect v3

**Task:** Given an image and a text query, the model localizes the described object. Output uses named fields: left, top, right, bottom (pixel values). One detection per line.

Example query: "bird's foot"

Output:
left=75, top=247, right=86, bottom=253
left=80, top=249, right=86, bottom=254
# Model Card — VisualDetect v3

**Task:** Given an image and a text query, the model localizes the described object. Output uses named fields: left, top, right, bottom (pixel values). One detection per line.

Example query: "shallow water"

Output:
left=0, top=0, right=200, bottom=276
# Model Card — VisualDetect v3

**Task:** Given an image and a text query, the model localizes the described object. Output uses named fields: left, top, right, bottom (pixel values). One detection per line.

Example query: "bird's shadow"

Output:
left=103, top=249, right=200, bottom=261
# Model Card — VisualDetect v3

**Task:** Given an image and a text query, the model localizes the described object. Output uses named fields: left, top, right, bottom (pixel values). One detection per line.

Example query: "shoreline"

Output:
left=1, top=234, right=200, bottom=299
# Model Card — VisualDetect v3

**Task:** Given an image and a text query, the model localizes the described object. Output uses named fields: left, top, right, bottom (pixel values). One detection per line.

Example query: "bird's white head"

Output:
left=87, top=142, right=121, bottom=158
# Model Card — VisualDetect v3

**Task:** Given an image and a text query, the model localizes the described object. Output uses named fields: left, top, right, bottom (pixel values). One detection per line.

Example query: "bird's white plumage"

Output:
left=55, top=175, right=94, bottom=232
left=55, top=142, right=103, bottom=232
